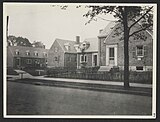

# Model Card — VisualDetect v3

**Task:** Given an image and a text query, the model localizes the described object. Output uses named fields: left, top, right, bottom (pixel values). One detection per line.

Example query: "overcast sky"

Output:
left=4, top=3, right=116, bottom=49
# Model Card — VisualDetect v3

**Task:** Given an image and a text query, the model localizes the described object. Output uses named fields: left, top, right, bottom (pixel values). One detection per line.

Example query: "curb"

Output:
left=8, top=78, right=152, bottom=97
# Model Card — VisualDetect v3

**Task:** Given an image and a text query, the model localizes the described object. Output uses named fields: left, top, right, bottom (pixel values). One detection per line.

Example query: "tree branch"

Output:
left=128, top=6, right=153, bottom=30
left=129, top=24, right=152, bottom=37
left=96, top=16, right=116, bottom=22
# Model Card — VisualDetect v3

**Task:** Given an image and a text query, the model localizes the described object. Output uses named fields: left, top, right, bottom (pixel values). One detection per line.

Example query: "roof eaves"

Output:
left=55, top=39, right=66, bottom=53
left=134, top=19, right=153, bottom=38
left=104, top=24, right=117, bottom=43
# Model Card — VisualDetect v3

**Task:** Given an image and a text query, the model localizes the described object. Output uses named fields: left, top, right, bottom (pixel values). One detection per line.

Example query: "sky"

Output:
left=4, top=3, right=116, bottom=49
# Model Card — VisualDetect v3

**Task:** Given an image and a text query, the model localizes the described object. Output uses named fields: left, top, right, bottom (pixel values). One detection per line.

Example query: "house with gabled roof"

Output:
left=7, top=46, right=48, bottom=69
left=48, top=37, right=79, bottom=68
left=98, top=21, right=153, bottom=72
left=77, top=38, right=99, bottom=69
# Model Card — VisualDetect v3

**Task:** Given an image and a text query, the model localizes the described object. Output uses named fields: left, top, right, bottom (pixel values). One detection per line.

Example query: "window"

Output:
left=45, top=60, right=48, bottom=65
left=15, top=50, right=20, bottom=55
left=16, top=58, right=20, bottom=66
left=55, top=57, right=58, bottom=61
left=34, top=51, right=38, bottom=56
left=55, top=47, right=58, bottom=52
left=26, top=59, right=32, bottom=64
left=65, top=45, right=70, bottom=51
left=43, top=52, right=47, bottom=57
left=35, top=59, right=40, bottom=64
left=15, top=51, right=20, bottom=55
left=26, top=51, right=30, bottom=56
left=136, top=66, right=143, bottom=71
left=80, top=55, right=87, bottom=62
left=109, top=48, right=114, bottom=60
left=136, top=45, right=143, bottom=57
left=64, top=43, right=70, bottom=51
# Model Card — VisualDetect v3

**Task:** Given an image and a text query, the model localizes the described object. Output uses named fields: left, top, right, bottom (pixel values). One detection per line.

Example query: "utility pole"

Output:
left=6, top=16, right=9, bottom=45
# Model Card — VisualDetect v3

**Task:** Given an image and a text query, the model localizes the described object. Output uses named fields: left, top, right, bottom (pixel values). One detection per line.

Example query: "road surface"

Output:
left=7, top=81, right=152, bottom=115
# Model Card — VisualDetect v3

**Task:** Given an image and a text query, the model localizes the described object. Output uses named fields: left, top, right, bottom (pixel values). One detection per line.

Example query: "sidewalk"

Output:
left=7, top=73, right=152, bottom=96
left=33, top=76, right=152, bottom=88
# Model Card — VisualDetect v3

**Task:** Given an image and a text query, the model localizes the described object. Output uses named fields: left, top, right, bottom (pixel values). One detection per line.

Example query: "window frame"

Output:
left=136, top=66, right=144, bottom=71
left=26, top=51, right=30, bottom=56
left=109, top=47, right=115, bottom=61
left=55, top=57, right=58, bottom=61
left=26, top=59, right=32, bottom=64
left=136, top=45, right=144, bottom=57
left=80, top=54, right=87, bottom=63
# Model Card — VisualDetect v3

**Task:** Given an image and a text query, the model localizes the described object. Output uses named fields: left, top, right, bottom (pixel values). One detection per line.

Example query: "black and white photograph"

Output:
left=3, top=3, right=157, bottom=118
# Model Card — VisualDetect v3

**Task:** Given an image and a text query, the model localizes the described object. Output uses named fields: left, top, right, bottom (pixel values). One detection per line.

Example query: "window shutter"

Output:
left=132, top=47, right=136, bottom=58
left=144, top=45, right=148, bottom=57
left=85, top=55, right=87, bottom=62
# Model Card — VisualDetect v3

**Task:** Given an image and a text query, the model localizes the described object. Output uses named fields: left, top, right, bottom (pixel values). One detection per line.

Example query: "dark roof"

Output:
left=55, top=38, right=77, bottom=53
left=8, top=46, right=48, bottom=58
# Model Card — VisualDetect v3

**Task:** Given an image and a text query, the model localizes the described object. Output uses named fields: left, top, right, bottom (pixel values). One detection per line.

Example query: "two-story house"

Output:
left=7, top=46, right=48, bottom=69
left=48, top=37, right=79, bottom=69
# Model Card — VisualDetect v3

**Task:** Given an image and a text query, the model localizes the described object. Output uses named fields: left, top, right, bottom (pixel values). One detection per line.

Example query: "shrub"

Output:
left=7, top=67, right=19, bottom=75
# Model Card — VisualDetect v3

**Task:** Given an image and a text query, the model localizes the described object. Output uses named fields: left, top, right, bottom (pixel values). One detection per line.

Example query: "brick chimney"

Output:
left=76, top=36, right=80, bottom=44
left=99, top=29, right=103, bottom=34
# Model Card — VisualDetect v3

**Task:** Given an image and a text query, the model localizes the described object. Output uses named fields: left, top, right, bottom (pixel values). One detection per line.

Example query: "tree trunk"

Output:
left=122, top=7, right=130, bottom=88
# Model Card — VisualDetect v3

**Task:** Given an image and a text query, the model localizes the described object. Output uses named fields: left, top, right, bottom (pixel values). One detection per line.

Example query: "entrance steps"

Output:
left=98, top=66, right=112, bottom=72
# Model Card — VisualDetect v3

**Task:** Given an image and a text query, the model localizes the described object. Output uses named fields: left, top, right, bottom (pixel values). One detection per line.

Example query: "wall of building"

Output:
left=99, top=23, right=153, bottom=71
left=77, top=52, right=98, bottom=68
left=98, top=37, right=107, bottom=66
left=13, top=57, right=47, bottom=69
left=48, top=41, right=64, bottom=67
left=64, top=53, right=77, bottom=68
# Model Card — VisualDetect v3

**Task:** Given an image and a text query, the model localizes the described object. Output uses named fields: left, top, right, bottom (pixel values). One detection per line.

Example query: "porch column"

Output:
left=106, top=47, right=109, bottom=66
left=115, top=45, right=118, bottom=66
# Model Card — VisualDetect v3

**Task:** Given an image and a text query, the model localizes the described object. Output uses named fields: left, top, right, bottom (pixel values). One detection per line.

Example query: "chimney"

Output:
left=76, top=36, right=80, bottom=44
left=99, top=29, right=103, bottom=34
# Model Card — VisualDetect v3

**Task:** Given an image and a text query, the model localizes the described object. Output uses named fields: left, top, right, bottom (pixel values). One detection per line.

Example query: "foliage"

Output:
left=83, top=5, right=153, bottom=88
left=8, top=35, right=32, bottom=47
left=32, top=41, right=45, bottom=48
left=83, top=6, right=153, bottom=40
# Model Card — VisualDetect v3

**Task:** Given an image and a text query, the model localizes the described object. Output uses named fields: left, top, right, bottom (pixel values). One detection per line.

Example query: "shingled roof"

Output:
left=54, top=38, right=77, bottom=53
left=98, top=21, right=117, bottom=38
left=7, top=46, right=48, bottom=58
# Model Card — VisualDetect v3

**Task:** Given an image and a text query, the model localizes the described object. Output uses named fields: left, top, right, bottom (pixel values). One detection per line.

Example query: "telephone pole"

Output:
left=6, top=16, right=9, bottom=45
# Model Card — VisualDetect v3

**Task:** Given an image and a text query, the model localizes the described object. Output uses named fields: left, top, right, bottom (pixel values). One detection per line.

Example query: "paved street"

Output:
left=7, top=81, right=152, bottom=115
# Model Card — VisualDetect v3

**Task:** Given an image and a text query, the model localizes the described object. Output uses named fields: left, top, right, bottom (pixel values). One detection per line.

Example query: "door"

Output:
left=109, top=47, right=115, bottom=65
left=15, top=58, right=20, bottom=68
left=106, top=45, right=117, bottom=66
left=92, top=54, right=97, bottom=67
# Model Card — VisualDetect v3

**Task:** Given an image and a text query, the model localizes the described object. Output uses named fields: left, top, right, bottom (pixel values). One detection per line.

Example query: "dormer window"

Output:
left=43, top=52, right=47, bottom=57
left=15, top=49, right=20, bottom=55
left=80, top=41, right=90, bottom=50
left=26, top=50, right=30, bottom=56
left=64, top=43, right=70, bottom=51
left=34, top=51, right=38, bottom=56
